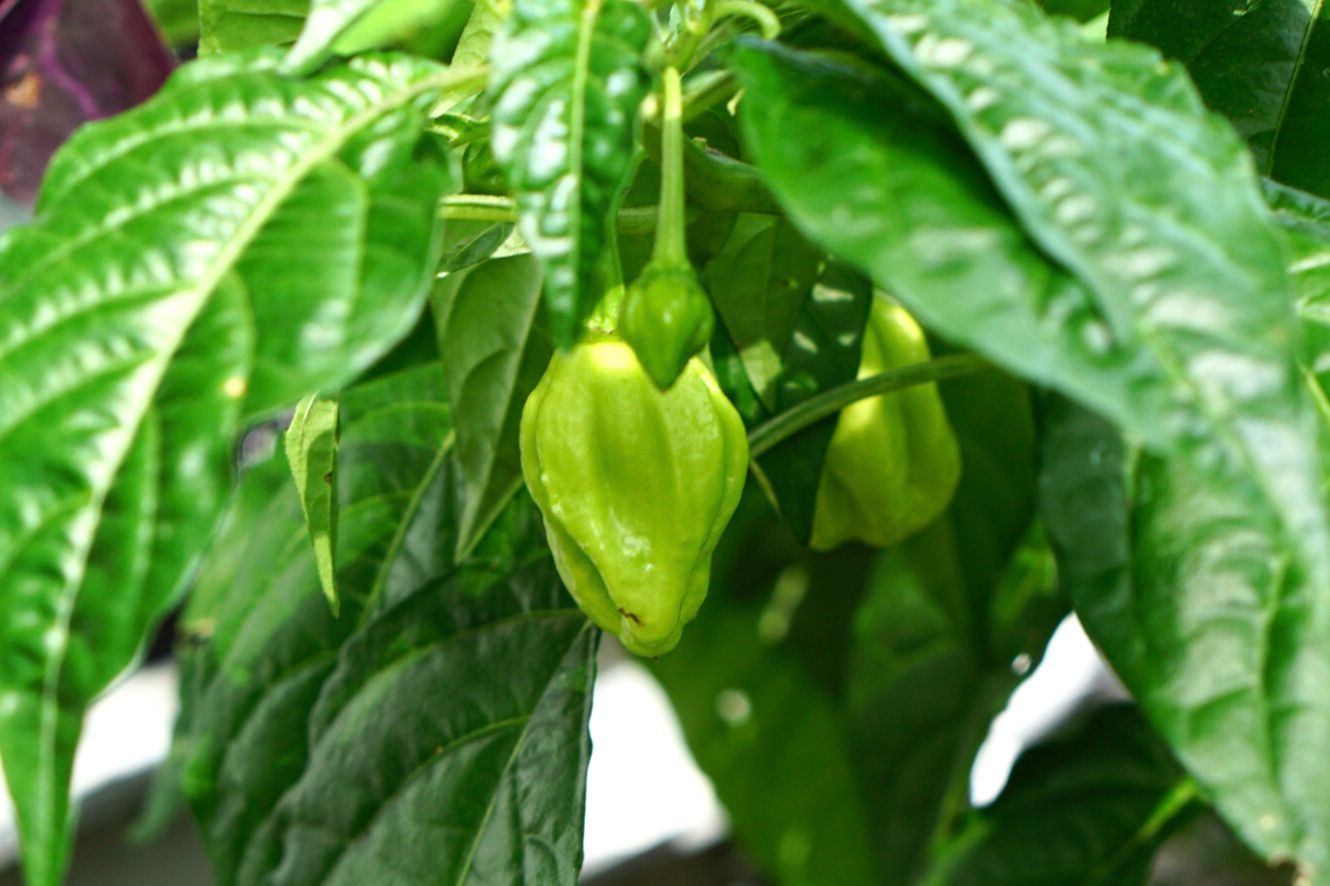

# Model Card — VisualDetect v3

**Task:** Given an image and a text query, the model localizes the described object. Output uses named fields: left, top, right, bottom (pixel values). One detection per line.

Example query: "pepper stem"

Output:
left=746, top=353, right=989, bottom=458
left=652, top=67, right=688, bottom=267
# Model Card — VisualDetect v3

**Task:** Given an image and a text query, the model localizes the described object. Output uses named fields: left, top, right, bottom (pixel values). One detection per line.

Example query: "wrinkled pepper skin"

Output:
left=619, top=262, right=715, bottom=391
left=809, top=298, right=961, bottom=551
left=520, top=338, right=748, bottom=656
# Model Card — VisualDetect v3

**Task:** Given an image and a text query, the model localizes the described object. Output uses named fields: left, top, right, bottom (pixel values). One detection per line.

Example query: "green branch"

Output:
left=747, top=353, right=988, bottom=458
left=439, top=197, right=693, bottom=235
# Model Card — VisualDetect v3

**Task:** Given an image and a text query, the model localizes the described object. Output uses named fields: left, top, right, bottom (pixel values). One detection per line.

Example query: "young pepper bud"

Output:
left=619, top=65, right=713, bottom=390
left=809, top=297, right=961, bottom=551
left=520, top=338, right=748, bottom=656
left=619, top=261, right=715, bottom=390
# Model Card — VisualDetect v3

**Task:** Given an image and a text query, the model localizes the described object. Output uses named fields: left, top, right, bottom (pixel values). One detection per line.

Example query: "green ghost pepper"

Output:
left=809, top=297, right=961, bottom=551
left=520, top=338, right=748, bottom=656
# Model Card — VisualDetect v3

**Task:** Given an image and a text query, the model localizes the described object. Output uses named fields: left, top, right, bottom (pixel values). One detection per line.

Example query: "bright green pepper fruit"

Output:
left=809, top=297, right=961, bottom=551
left=520, top=338, right=748, bottom=656
left=619, top=261, right=715, bottom=390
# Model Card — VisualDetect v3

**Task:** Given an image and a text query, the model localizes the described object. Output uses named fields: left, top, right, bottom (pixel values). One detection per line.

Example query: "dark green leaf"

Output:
left=703, top=215, right=825, bottom=413
left=754, top=266, right=873, bottom=543
left=255, top=569, right=594, bottom=886
left=924, top=705, right=1197, bottom=885
left=432, top=253, right=551, bottom=561
left=0, top=51, right=462, bottom=885
left=180, top=366, right=454, bottom=882
left=178, top=367, right=595, bottom=885
left=1109, top=0, right=1330, bottom=198
left=651, top=558, right=880, bottom=886
left=1041, top=0, right=1108, bottom=23
left=1041, top=397, right=1330, bottom=873
left=284, top=395, right=341, bottom=613
left=848, top=368, right=1063, bottom=884
left=200, top=0, right=309, bottom=54
left=488, top=0, right=652, bottom=346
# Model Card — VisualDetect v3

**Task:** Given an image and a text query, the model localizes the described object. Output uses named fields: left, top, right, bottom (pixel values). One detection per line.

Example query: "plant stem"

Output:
left=653, top=67, right=688, bottom=265
left=712, top=0, right=781, bottom=38
left=747, top=353, right=988, bottom=458
left=439, top=195, right=662, bottom=234
left=1086, top=779, right=1200, bottom=885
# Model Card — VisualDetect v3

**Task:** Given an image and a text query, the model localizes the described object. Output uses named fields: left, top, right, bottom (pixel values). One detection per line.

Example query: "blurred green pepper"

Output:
left=809, top=297, right=961, bottom=551
left=520, top=337, right=748, bottom=656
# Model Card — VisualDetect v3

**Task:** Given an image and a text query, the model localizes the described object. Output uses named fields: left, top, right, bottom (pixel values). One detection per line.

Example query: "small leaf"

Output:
left=1264, top=181, right=1330, bottom=400
left=432, top=253, right=551, bottom=561
left=489, top=0, right=652, bottom=346
left=286, top=0, right=469, bottom=74
left=1110, top=0, right=1330, bottom=198
left=284, top=395, right=341, bottom=613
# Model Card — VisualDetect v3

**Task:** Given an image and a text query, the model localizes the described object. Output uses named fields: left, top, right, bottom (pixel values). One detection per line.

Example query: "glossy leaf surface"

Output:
left=0, top=50, right=459, bottom=884
left=767, top=2, right=1330, bottom=595
left=711, top=258, right=872, bottom=543
left=734, top=36, right=1330, bottom=669
left=488, top=0, right=651, bottom=346
left=1041, top=398, right=1330, bottom=873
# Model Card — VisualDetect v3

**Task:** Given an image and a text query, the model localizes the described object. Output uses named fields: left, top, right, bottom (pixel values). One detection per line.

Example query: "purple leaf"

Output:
left=0, top=0, right=173, bottom=203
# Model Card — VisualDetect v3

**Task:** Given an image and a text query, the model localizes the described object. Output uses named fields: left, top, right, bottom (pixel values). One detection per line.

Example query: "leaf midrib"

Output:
left=1264, top=0, right=1325, bottom=177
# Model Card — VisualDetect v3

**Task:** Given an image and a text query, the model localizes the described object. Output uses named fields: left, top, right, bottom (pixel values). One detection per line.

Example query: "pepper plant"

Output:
left=2, top=0, right=1330, bottom=882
